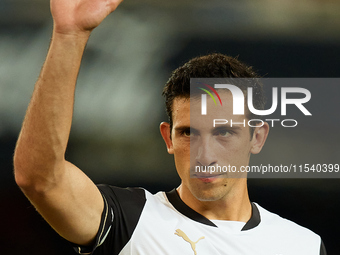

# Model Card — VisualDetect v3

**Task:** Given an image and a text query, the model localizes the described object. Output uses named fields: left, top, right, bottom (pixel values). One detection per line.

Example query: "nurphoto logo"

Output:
left=198, top=82, right=312, bottom=128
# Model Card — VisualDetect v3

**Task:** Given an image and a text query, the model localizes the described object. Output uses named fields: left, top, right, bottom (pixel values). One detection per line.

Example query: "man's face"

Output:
left=160, top=91, right=268, bottom=202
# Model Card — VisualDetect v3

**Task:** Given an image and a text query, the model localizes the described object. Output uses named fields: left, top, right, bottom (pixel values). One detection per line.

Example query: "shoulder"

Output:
left=97, top=184, right=147, bottom=200
left=96, top=184, right=168, bottom=212
left=255, top=203, right=321, bottom=244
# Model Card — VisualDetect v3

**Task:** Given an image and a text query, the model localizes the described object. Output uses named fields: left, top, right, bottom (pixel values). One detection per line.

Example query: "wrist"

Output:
left=52, top=26, right=91, bottom=43
left=47, top=29, right=90, bottom=64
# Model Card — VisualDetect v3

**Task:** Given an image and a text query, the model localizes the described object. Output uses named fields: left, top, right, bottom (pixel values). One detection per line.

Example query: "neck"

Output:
left=177, top=180, right=252, bottom=222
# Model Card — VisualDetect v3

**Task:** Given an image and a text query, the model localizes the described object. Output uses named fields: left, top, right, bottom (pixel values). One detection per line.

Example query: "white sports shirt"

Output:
left=72, top=185, right=326, bottom=255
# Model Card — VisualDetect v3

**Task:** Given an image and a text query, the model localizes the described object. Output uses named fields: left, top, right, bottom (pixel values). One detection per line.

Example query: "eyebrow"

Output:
left=174, top=125, right=241, bottom=134
left=174, top=126, right=198, bottom=133
left=212, top=125, right=242, bottom=132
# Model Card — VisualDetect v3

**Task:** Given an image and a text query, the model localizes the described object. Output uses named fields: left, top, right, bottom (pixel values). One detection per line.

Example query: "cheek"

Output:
left=173, top=140, right=191, bottom=172
left=217, top=138, right=252, bottom=164
left=173, top=143, right=190, bottom=162
left=172, top=136, right=190, bottom=155
left=233, top=142, right=252, bottom=164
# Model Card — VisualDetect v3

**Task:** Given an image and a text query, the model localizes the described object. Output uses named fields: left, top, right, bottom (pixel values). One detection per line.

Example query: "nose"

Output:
left=195, top=137, right=218, bottom=167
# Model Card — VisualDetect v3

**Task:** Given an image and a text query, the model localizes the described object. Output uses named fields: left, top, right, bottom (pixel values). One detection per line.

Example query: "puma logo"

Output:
left=175, top=229, right=205, bottom=255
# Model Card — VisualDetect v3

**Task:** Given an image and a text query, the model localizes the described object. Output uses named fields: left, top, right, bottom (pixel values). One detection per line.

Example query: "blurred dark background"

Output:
left=1, top=0, right=339, bottom=254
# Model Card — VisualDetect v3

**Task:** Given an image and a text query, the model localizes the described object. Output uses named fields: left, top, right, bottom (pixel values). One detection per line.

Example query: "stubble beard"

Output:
left=189, top=178, right=229, bottom=202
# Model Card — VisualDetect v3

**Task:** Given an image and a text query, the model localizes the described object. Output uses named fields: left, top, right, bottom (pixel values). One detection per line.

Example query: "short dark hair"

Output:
left=162, top=53, right=265, bottom=130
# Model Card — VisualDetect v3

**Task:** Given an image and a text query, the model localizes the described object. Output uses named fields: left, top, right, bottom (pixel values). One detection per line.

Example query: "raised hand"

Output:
left=50, top=0, right=124, bottom=35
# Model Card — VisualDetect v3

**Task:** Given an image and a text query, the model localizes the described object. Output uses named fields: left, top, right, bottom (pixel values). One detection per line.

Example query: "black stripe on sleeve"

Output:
left=71, top=187, right=113, bottom=255
left=320, top=239, right=327, bottom=255
left=72, top=185, right=146, bottom=255
left=94, top=185, right=146, bottom=255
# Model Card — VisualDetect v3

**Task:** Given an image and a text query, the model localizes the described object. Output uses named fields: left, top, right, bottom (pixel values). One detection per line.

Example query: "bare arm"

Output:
left=14, top=0, right=123, bottom=246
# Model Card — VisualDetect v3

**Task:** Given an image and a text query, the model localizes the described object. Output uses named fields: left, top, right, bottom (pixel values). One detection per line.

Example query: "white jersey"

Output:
left=72, top=185, right=326, bottom=255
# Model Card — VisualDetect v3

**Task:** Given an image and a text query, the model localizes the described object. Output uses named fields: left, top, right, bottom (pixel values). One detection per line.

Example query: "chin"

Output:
left=190, top=184, right=227, bottom=202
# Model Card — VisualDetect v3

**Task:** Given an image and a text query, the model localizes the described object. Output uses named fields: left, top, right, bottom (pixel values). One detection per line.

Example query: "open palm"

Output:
left=51, top=0, right=124, bottom=34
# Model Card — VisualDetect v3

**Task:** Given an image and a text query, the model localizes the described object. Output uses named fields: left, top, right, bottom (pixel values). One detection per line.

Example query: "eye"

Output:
left=179, top=128, right=198, bottom=138
left=218, top=130, right=230, bottom=137
left=181, top=129, right=194, bottom=137
left=214, top=128, right=232, bottom=137
left=182, top=129, right=191, bottom=137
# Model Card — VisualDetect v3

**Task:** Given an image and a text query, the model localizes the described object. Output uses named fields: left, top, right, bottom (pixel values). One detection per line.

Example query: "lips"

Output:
left=195, top=174, right=220, bottom=178
left=192, top=173, right=223, bottom=179
left=196, top=177, right=219, bottom=183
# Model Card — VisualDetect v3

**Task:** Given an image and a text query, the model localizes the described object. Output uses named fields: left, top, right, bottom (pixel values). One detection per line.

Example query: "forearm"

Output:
left=14, top=31, right=90, bottom=190
left=13, top=0, right=124, bottom=245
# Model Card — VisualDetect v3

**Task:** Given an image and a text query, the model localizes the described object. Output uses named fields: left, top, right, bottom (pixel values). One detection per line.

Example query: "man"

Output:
left=13, top=0, right=326, bottom=254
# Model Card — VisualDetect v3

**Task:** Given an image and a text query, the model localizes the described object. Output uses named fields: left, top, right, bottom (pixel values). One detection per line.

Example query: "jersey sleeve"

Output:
left=71, top=184, right=147, bottom=255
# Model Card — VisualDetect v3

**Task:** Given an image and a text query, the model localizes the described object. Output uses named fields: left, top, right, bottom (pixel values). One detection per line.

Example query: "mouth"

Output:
left=192, top=173, right=224, bottom=182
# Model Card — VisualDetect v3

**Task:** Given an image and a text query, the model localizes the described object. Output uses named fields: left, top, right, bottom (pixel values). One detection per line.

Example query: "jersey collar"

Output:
left=166, top=189, right=261, bottom=231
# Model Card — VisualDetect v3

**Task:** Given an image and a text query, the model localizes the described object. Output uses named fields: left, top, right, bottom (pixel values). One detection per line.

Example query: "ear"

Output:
left=160, top=122, right=174, bottom=154
left=250, top=122, right=269, bottom=154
